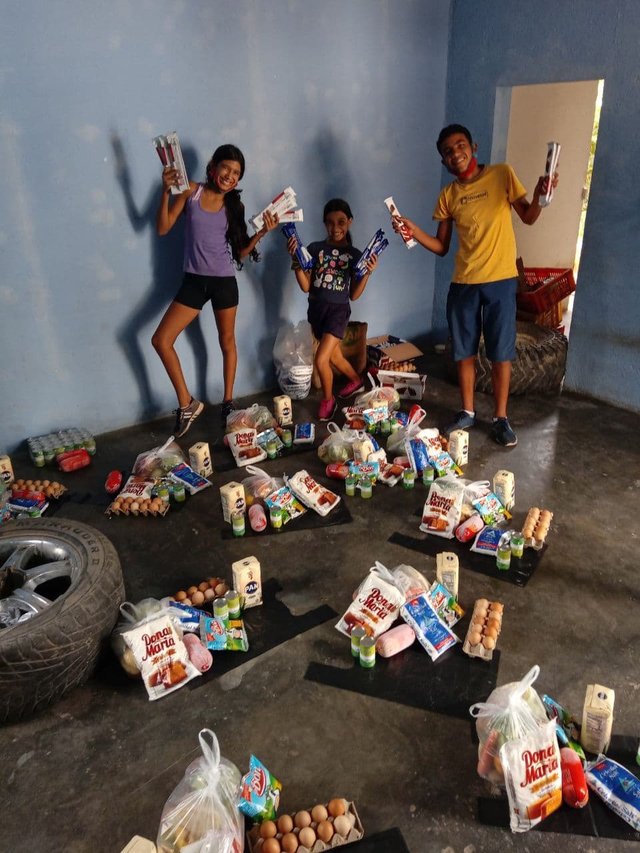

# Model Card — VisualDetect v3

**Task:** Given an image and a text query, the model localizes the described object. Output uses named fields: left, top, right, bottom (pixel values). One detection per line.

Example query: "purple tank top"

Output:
left=183, top=185, right=235, bottom=276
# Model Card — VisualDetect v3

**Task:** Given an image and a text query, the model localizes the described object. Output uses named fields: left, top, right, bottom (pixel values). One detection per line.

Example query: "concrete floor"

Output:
left=2, top=353, right=640, bottom=853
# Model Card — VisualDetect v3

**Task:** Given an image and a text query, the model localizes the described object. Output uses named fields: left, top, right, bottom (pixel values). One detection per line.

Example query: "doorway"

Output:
left=492, top=79, right=603, bottom=338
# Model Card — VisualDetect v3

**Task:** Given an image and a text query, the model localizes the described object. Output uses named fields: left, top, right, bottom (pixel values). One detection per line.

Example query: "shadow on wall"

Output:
left=111, top=133, right=210, bottom=419
left=246, top=129, right=356, bottom=387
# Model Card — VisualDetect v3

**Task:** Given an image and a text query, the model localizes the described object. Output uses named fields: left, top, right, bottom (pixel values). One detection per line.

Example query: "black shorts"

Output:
left=307, top=299, right=351, bottom=340
left=174, top=273, right=239, bottom=311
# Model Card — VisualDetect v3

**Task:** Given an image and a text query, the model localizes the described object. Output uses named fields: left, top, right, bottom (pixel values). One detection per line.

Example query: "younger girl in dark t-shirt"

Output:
left=287, top=198, right=378, bottom=421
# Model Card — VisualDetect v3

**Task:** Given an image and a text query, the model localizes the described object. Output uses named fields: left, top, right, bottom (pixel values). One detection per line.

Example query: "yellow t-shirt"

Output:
left=432, top=163, right=526, bottom=284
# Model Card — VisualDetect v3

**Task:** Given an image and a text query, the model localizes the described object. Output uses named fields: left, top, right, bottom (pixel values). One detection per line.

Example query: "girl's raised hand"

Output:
left=262, top=210, right=279, bottom=232
left=365, top=253, right=379, bottom=274
left=286, top=235, right=298, bottom=256
left=161, top=166, right=180, bottom=193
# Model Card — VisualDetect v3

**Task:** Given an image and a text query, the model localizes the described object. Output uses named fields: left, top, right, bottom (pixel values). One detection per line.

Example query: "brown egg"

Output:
left=175, top=590, right=187, bottom=601
left=130, top=501, right=139, bottom=512
left=277, top=814, right=294, bottom=834
left=294, top=810, right=312, bottom=829
left=476, top=598, right=489, bottom=609
left=327, top=798, right=346, bottom=818
left=259, top=820, right=278, bottom=839
left=182, top=598, right=192, bottom=606
left=317, top=820, right=334, bottom=843
left=187, top=585, right=198, bottom=596
left=468, top=631, right=482, bottom=646
left=191, top=590, right=205, bottom=606
left=262, top=838, right=281, bottom=853
left=298, top=827, right=316, bottom=848
left=215, top=582, right=228, bottom=596
left=490, top=602, right=504, bottom=613
left=332, top=814, right=351, bottom=837
left=485, top=626, right=498, bottom=640
left=486, top=617, right=501, bottom=632
left=41, top=479, right=50, bottom=488
left=198, top=581, right=210, bottom=592
left=281, top=833, right=298, bottom=853
left=311, top=804, right=328, bottom=823
left=208, top=577, right=220, bottom=588
left=482, top=635, right=496, bottom=650
left=204, top=588, right=215, bottom=601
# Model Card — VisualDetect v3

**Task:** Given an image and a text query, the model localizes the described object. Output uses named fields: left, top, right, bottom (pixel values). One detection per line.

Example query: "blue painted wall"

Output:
left=436, top=0, right=640, bottom=412
left=0, top=0, right=450, bottom=450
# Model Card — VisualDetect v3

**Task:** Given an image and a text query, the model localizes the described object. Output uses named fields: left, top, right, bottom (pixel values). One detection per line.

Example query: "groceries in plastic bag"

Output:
left=156, top=729, right=244, bottom=853
left=225, top=403, right=276, bottom=436
left=241, top=465, right=285, bottom=506
left=122, top=612, right=200, bottom=700
left=353, top=384, right=400, bottom=414
left=273, top=320, right=314, bottom=399
left=111, top=599, right=166, bottom=677
left=336, top=562, right=405, bottom=638
left=133, top=437, right=186, bottom=479
left=317, top=422, right=359, bottom=464
left=386, top=405, right=426, bottom=455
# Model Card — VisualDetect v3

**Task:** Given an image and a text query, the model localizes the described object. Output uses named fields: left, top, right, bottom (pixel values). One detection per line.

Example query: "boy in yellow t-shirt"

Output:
left=395, top=124, right=557, bottom=447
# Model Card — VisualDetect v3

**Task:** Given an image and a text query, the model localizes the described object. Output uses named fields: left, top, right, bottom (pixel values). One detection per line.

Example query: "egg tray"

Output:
left=462, top=599, right=504, bottom=661
left=247, top=801, right=363, bottom=853
left=11, top=478, right=67, bottom=499
left=522, top=507, right=553, bottom=550
left=105, top=499, right=169, bottom=517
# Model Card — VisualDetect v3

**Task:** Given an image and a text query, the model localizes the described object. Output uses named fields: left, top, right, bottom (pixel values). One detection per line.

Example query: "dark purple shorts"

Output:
left=307, top=299, right=351, bottom=341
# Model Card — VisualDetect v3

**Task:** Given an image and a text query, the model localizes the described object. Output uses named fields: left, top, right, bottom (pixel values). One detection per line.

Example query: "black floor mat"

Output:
left=190, top=578, right=337, bottom=689
left=213, top=441, right=315, bottom=474
left=305, top=645, right=501, bottom=720
left=477, top=734, right=640, bottom=842
left=221, top=496, right=352, bottom=539
left=388, top=531, right=544, bottom=587
left=345, top=828, right=411, bottom=852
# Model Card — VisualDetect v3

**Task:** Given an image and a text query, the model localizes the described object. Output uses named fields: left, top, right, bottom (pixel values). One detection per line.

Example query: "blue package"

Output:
left=585, top=756, right=640, bottom=831
left=400, top=593, right=459, bottom=660
left=354, top=229, right=389, bottom=280
left=394, top=411, right=409, bottom=427
left=293, top=423, right=315, bottom=444
left=281, top=223, right=314, bottom=271
left=470, top=525, right=504, bottom=555
left=408, top=438, right=430, bottom=475
left=166, top=600, right=206, bottom=633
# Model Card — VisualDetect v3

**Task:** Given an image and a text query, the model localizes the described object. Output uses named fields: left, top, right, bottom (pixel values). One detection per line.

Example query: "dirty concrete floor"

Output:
left=2, top=352, right=639, bottom=853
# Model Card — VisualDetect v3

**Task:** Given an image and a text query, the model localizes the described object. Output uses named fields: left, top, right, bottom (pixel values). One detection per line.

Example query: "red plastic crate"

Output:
left=517, top=267, right=576, bottom=313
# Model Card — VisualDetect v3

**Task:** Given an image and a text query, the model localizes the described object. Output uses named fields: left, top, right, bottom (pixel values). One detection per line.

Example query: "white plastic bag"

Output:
left=386, top=406, right=426, bottom=455
left=156, top=729, right=244, bottom=853
left=317, top=422, right=358, bottom=464
left=241, top=465, right=284, bottom=505
left=110, top=598, right=165, bottom=676
left=273, top=321, right=314, bottom=399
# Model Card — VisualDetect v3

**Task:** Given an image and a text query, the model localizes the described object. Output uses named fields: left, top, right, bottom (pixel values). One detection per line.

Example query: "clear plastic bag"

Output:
left=241, top=465, right=284, bottom=505
left=225, top=404, right=276, bottom=435
left=386, top=406, right=426, bottom=455
left=133, top=436, right=186, bottom=479
left=317, top=422, right=358, bottom=464
left=354, top=384, right=401, bottom=413
left=469, top=665, right=549, bottom=785
left=156, top=729, right=244, bottom=853
left=110, top=598, right=165, bottom=676
left=273, top=321, right=314, bottom=399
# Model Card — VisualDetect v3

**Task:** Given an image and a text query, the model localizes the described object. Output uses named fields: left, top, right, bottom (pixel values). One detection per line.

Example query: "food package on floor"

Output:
left=264, top=485, right=307, bottom=524
left=426, top=581, right=464, bottom=628
left=229, top=428, right=267, bottom=467
left=232, top=556, right=263, bottom=609
left=156, top=729, right=244, bottom=853
left=420, top=476, right=465, bottom=538
left=27, top=427, right=96, bottom=466
left=472, top=491, right=510, bottom=524
left=336, top=562, right=405, bottom=638
left=369, top=367, right=426, bottom=400
left=201, top=615, right=249, bottom=652
left=287, top=470, right=340, bottom=516
left=581, top=683, right=615, bottom=755
left=385, top=405, right=426, bottom=455
left=435, top=551, right=459, bottom=598
left=523, top=507, right=553, bottom=549
left=353, top=385, right=400, bottom=413
left=0, top=454, right=14, bottom=485
left=317, top=423, right=357, bottom=464
left=111, top=599, right=166, bottom=677
left=188, top=441, right=213, bottom=478
left=541, top=694, right=584, bottom=757
left=293, top=423, right=315, bottom=445
left=469, top=665, right=550, bottom=787
left=237, top=754, right=282, bottom=822
left=391, top=564, right=431, bottom=600
left=246, top=798, right=364, bottom=852
left=120, top=837, right=157, bottom=853
left=169, top=462, right=211, bottom=494
left=462, top=599, right=503, bottom=660
left=400, top=592, right=459, bottom=660
left=133, top=436, right=185, bottom=479
left=122, top=612, right=200, bottom=699
left=220, top=481, right=246, bottom=523
left=241, top=465, right=285, bottom=505
left=584, top=755, right=640, bottom=831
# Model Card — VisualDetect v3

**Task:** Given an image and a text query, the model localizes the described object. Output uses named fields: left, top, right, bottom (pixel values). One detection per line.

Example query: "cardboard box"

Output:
left=366, top=335, right=423, bottom=367
left=370, top=368, right=426, bottom=400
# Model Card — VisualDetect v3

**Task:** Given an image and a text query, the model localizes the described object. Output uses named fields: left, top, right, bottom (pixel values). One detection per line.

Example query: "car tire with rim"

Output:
left=0, top=518, right=124, bottom=723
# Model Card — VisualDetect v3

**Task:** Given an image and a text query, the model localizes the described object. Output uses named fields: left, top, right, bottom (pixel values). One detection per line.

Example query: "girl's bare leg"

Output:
left=329, top=345, right=359, bottom=383
left=213, top=305, right=238, bottom=402
left=152, top=301, right=200, bottom=408
left=315, top=333, right=342, bottom=400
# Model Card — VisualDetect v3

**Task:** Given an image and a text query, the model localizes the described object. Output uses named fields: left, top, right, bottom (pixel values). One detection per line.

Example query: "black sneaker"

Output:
left=173, top=398, right=204, bottom=438
left=220, top=399, right=237, bottom=424
left=444, top=410, right=476, bottom=435
left=490, top=417, right=518, bottom=447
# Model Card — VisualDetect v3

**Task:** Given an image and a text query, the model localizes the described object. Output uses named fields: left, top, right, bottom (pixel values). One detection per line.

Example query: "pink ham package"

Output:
left=336, top=562, right=405, bottom=639
left=376, top=623, right=416, bottom=657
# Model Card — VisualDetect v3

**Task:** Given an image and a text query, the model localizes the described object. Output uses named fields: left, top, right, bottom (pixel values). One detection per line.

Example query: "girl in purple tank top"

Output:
left=152, top=144, right=278, bottom=436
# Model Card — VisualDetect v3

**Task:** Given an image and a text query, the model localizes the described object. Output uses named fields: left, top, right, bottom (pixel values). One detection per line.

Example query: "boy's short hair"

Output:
left=436, top=124, right=473, bottom=155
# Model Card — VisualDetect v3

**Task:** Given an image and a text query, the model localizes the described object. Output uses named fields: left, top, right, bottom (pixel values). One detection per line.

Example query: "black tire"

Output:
left=0, top=518, right=124, bottom=723
left=446, top=322, right=568, bottom=395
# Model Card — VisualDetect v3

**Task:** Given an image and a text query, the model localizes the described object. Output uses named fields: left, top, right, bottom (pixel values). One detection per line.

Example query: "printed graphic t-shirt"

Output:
left=432, top=164, right=527, bottom=284
left=307, top=241, right=362, bottom=304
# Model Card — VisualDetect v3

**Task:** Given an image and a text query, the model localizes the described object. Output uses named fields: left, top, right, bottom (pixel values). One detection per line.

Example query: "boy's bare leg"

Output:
left=456, top=356, right=476, bottom=412
left=491, top=361, right=511, bottom=418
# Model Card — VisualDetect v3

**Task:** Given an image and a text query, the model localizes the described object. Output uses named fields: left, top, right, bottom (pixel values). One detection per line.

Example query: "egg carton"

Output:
left=247, top=801, right=363, bottom=853
left=522, top=506, right=553, bottom=550
left=462, top=599, right=504, bottom=661
left=105, top=499, right=170, bottom=517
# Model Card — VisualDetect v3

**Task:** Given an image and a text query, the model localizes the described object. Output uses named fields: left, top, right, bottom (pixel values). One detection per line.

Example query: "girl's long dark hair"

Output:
left=206, top=144, right=259, bottom=267
left=323, top=198, right=353, bottom=245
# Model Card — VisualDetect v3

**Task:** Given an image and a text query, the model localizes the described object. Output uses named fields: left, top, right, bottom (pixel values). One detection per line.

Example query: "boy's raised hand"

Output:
left=534, top=171, right=559, bottom=200
left=392, top=215, right=416, bottom=237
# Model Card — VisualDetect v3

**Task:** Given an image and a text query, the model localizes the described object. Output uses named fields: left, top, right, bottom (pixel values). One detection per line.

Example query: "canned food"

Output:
left=359, top=636, right=376, bottom=668
left=157, top=485, right=170, bottom=503
left=225, top=589, right=241, bottom=619
left=380, top=419, right=391, bottom=435
left=402, top=469, right=416, bottom=489
left=351, top=626, right=366, bottom=658
left=281, top=429, right=293, bottom=448
left=345, top=475, right=356, bottom=497
left=213, top=597, right=229, bottom=623
left=496, top=534, right=512, bottom=571
left=231, top=511, right=246, bottom=536
left=422, top=467, right=435, bottom=486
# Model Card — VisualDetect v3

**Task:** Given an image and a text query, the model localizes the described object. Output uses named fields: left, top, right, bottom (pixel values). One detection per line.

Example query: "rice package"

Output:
left=122, top=613, right=200, bottom=700
left=336, top=562, right=405, bottom=638
left=420, top=475, right=465, bottom=538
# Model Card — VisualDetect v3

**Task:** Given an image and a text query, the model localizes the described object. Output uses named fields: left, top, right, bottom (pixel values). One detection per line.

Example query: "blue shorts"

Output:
left=446, top=278, right=518, bottom=362
left=307, top=299, right=351, bottom=341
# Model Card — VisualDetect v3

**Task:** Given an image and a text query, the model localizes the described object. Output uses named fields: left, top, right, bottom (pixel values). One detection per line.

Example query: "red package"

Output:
left=57, top=449, right=91, bottom=472
left=560, top=747, right=589, bottom=808
left=105, top=470, right=123, bottom=494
